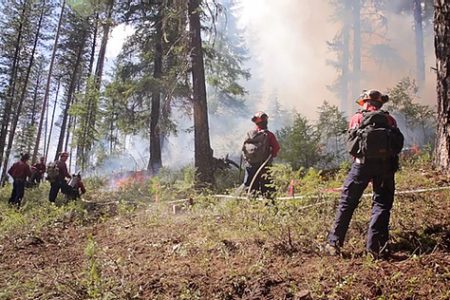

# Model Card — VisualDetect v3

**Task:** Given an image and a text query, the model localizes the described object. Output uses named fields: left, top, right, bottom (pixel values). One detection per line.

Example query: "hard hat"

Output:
left=355, top=89, right=388, bottom=106
left=251, top=111, right=268, bottom=123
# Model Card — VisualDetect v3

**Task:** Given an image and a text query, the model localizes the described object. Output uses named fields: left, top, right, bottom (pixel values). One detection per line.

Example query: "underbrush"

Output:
left=1, top=153, right=449, bottom=299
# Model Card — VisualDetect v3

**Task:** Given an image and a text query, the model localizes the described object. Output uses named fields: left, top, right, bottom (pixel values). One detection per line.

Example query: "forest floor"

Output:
left=0, top=160, right=449, bottom=299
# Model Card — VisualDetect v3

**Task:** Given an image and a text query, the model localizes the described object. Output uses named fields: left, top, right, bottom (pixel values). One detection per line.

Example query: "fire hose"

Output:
left=247, top=153, right=273, bottom=198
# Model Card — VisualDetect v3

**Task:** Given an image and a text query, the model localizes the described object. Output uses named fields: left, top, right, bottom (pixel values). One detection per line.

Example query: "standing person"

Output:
left=31, top=156, right=46, bottom=185
left=48, top=152, right=71, bottom=203
left=325, top=90, right=404, bottom=258
left=7, top=153, right=32, bottom=207
left=242, top=111, right=280, bottom=197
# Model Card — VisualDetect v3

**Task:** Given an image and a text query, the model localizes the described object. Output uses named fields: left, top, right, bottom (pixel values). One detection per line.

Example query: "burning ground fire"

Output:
left=109, top=170, right=151, bottom=190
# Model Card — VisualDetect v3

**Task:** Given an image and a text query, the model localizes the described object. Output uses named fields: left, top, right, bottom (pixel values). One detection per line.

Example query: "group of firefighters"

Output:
left=6, top=152, right=86, bottom=207
left=4, top=88, right=402, bottom=259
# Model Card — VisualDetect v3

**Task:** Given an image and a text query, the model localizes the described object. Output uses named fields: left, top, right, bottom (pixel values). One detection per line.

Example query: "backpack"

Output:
left=46, top=161, right=60, bottom=182
left=242, top=129, right=271, bottom=165
left=347, top=110, right=404, bottom=159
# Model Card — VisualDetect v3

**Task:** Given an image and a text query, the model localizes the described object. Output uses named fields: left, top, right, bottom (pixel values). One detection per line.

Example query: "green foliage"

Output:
left=203, top=0, right=250, bottom=105
left=316, top=101, right=348, bottom=165
left=70, top=77, right=100, bottom=169
left=385, top=77, right=436, bottom=146
left=276, top=113, right=326, bottom=170
left=83, top=235, right=102, bottom=298
left=0, top=183, right=87, bottom=238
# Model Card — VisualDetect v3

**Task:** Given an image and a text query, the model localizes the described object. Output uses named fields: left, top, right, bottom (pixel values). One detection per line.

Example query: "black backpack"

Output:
left=347, top=110, right=404, bottom=159
left=242, top=129, right=271, bottom=165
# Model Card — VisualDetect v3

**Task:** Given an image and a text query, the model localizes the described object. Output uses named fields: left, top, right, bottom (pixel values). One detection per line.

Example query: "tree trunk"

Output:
left=55, top=34, right=87, bottom=161
left=148, top=1, right=163, bottom=173
left=94, top=0, right=113, bottom=87
left=434, top=0, right=450, bottom=171
left=352, top=0, right=361, bottom=110
left=413, top=0, right=426, bottom=87
left=27, top=68, right=42, bottom=153
left=0, top=3, right=27, bottom=169
left=32, top=0, right=66, bottom=164
left=341, top=0, right=351, bottom=113
left=1, top=3, right=45, bottom=184
left=46, top=79, right=61, bottom=160
left=188, top=0, right=214, bottom=185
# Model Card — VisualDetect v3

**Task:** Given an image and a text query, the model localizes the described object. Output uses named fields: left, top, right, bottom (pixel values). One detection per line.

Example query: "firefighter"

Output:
left=325, top=90, right=404, bottom=259
left=67, top=172, right=86, bottom=200
left=31, top=156, right=46, bottom=185
left=7, top=153, right=32, bottom=207
left=48, top=152, right=71, bottom=203
left=241, top=111, right=280, bottom=197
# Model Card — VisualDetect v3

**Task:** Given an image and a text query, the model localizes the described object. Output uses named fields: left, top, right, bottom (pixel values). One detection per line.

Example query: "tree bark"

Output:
left=32, top=0, right=66, bottom=164
left=46, top=79, right=61, bottom=160
left=188, top=0, right=214, bottom=185
left=352, top=0, right=361, bottom=110
left=148, top=0, right=163, bottom=173
left=413, top=0, right=426, bottom=87
left=434, top=0, right=450, bottom=171
left=27, top=68, right=43, bottom=153
left=341, top=0, right=351, bottom=113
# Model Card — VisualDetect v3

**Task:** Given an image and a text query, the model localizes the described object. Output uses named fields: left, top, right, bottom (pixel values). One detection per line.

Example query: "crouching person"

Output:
left=66, top=173, right=86, bottom=200
left=47, top=152, right=71, bottom=203
left=7, top=153, right=32, bottom=207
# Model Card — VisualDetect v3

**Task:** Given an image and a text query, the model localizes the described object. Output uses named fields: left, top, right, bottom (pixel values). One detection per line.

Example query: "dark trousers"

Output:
left=49, top=180, right=70, bottom=202
left=244, top=164, right=275, bottom=197
left=328, top=160, right=395, bottom=253
left=9, top=180, right=25, bottom=206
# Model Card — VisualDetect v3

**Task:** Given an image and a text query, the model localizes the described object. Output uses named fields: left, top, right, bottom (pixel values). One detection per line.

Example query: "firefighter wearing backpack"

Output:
left=326, top=90, right=404, bottom=259
left=48, top=152, right=71, bottom=203
left=242, top=111, right=280, bottom=197
left=7, top=153, right=32, bottom=207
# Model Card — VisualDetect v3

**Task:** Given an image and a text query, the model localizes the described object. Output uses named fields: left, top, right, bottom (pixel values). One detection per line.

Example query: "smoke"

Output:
left=235, top=0, right=436, bottom=119
left=89, top=0, right=438, bottom=174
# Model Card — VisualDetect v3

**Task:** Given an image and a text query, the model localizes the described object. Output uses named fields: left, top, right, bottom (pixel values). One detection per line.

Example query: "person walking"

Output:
left=7, top=153, right=32, bottom=207
left=48, top=152, right=71, bottom=203
left=242, top=111, right=280, bottom=197
left=326, top=90, right=404, bottom=258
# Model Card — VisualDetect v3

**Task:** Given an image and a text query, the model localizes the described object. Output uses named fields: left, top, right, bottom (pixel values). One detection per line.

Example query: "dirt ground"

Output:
left=1, top=198, right=449, bottom=300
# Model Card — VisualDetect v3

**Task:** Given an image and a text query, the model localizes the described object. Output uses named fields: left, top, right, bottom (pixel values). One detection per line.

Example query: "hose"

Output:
left=247, top=153, right=273, bottom=198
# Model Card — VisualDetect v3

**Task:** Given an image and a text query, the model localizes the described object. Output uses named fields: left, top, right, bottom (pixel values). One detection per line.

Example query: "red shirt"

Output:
left=56, top=160, right=71, bottom=180
left=8, top=160, right=32, bottom=180
left=76, top=181, right=86, bottom=194
left=32, top=162, right=46, bottom=175
left=256, top=125, right=280, bottom=157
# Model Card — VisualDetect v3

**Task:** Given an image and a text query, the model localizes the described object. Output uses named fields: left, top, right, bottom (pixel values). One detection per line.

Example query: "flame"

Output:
left=110, top=170, right=150, bottom=190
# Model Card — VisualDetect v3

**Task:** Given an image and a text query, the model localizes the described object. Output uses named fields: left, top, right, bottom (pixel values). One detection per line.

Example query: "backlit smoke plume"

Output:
left=235, top=0, right=436, bottom=119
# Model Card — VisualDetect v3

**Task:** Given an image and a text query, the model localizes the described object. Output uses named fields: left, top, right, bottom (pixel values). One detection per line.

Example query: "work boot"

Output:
left=367, top=246, right=391, bottom=260
left=323, top=243, right=340, bottom=256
